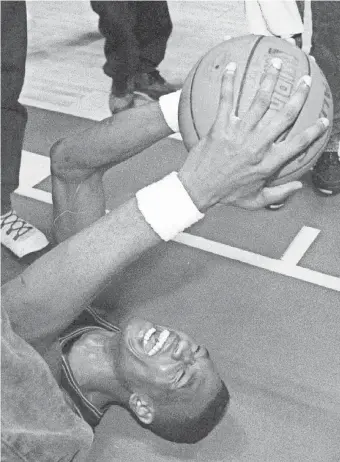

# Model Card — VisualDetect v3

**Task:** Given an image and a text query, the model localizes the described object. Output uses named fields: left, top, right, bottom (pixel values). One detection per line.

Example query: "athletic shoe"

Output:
left=1, top=210, right=49, bottom=258
left=109, top=78, right=135, bottom=114
left=311, top=150, right=340, bottom=196
left=266, top=202, right=285, bottom=210
left=134, top=70, right=179, bottom=101
left=109, top=92, right=134, bottom=114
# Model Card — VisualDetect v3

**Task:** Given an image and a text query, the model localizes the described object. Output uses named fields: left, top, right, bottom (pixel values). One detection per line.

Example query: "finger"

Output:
left=264, top=117, right=329, bottom=172
left=233, top=181, right=302, bottom=210
left=213, top=62, right=237, bottom=133
left=261, top=181, right=303, bottom=207
left=261, top=75, right=312, bottom=144
left=283, top=117, right=330, bottom=156
left=240, top=57, right=282, bottom=133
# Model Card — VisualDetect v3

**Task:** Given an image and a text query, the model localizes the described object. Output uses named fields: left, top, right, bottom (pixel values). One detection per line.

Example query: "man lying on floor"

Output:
left=2, top=60, right=329, bottom=461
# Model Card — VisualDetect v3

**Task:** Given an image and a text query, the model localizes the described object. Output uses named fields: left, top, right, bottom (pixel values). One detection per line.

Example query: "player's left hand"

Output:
left=178, top=61, right=329, bottom=212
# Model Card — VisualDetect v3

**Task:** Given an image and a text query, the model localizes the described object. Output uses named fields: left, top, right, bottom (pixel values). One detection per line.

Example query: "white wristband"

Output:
left=136, top=172, right=204, bottom=241
left=159, top=90, right=181, bottom=133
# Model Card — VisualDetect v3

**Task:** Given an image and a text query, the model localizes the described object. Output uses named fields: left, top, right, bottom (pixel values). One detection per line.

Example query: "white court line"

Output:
left=281, top=226, right=320, bottom=265
left=16, top=149, right=339, bottom=292
left=173, top=233, right=340, bottom=292
left=19, top=151, right=51, bottom=188
left=14, top=181, right=340, bottom=292
left=16, top=151, right=52, bottom=204
left=15, top=186, right=52, bottom=205
left=14, top=151, right=340, bottom=292
left=19, top=95, right=183, bottom=141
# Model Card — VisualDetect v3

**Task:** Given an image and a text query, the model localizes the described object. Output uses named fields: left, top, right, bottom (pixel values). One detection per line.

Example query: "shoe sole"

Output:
left=134, top=91, right=157, bottom=102
left=266, top=203, right=285, bottom=210
left=315, top=187, right=340, bottom=196
left=134, top=89, right=175, bottom=101
left=109, top=98, right=134, bottom=114
left=312, top=176, right=340, bottom=196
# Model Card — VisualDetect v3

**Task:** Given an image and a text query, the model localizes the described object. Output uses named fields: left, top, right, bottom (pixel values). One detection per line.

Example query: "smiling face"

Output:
left=113, top=317, right=223, bottom=422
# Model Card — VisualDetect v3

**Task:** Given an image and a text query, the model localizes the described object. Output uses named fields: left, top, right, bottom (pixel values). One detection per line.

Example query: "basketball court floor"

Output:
left=2, top=2, right=340, bottom=461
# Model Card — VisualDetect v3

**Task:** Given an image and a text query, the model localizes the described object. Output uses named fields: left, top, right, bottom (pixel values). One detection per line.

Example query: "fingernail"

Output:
left=294, top=181, right=303, bottom=190
left=320, top=117, right=330, bottom=128
left=225, top=62, right=237, bottom=74
left=271, top=57, right=282, bottom=70
left=224, top=35, right=232, bottom=41
left=302, top=75, right=312, bottom=87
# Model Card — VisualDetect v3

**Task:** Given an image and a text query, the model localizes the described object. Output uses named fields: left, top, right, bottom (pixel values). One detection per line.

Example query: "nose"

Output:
left=172, top=339, right=194, bottom=362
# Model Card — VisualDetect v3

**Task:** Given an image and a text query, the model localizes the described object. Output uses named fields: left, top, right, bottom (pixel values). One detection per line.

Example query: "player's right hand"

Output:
left=178, top=59, right=329, bottom=212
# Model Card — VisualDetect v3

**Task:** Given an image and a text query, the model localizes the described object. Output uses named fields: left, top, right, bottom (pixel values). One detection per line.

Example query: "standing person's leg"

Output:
left=308, top=1, right=340, bottom=195
left=91, top=1, right=139, bottom=113
left=1, top=1, right=27, bottom=214
left=134, top=1, right=178, bottom=101
left=1, top=1, right=49, bottom=258
left=91, top=1, right=178, bottom=113
left=297, top=0, right=340, bottom=195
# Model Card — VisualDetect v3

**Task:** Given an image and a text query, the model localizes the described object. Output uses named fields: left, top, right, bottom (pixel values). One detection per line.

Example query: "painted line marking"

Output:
left=19, top=151, right=51, bottom=188
left=20, top=92, right=111, bottom=122
left=17, top=149, right=339, bottom=292
left=16, top=151, right=52, bottom=204
left=19, top=95, right=183, bottom=141
left=14, top=181, right=340, bottom=292
left=173, top=233, right=340, bottom=292
left=15, top=186, right=52, bottom=205
left=280, top=226, right=320, bottom=265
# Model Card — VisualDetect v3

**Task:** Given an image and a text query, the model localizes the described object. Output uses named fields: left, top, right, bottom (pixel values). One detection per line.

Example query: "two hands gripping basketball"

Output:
left=178, top=58, right=329, bottom=211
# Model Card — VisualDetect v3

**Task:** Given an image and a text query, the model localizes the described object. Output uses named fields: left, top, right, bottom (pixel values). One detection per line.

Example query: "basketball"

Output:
left=179, top=35, right=334, bottom=185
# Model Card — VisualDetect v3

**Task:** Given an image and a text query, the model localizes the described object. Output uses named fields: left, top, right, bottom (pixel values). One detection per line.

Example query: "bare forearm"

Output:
left=52, top=171, right=107, bottom=243
left=3, top=198, right=161, bottom=343
left=51, top=102, right=172, bottom=242
left=51, top=102, right=172, bottom=178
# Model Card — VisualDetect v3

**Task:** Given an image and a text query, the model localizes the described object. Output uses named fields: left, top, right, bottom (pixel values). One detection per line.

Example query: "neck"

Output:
left=66, top=329, right=126, bottom=410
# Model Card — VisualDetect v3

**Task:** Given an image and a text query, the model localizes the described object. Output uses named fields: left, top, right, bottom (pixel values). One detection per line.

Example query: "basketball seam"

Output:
left=188, top=38, right=330, bottom=184
left=190, top=55, right=207, bottom=142
left=191, top=36, right=264, bottom=138
left=235, top=36, right=264, bottom=117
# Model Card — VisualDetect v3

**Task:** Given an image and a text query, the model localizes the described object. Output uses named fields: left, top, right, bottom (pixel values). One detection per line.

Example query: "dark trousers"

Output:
left=1, top=1, right=28, bottom=213
left=91, top=1, right=172, bottom=94
left=297, top=1, right=340, bottom=150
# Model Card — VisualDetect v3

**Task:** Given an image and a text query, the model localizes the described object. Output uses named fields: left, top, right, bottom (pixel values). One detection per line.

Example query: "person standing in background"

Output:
left=245, top=0, right=340, bottom=198
left=299, top=1, right=340, bottom=196
left=1, top=1, right=49, bottom=258
left=91, top=1, right=178, bottom=114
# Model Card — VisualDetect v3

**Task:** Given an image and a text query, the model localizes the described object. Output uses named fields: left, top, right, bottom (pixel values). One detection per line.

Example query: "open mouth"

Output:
left=141, top=326, right=177, bottom=357
left=127, top=320, right=203, bottom=360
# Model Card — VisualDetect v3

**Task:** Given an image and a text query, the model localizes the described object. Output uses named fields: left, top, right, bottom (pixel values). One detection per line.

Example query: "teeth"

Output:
left=148, top=329, right=170, bottom=356
left=143, top=327, right=156, bottom=349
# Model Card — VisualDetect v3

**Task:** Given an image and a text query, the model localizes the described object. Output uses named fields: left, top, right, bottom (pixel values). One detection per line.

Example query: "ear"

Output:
left=129, top=393, right=155, bottom=425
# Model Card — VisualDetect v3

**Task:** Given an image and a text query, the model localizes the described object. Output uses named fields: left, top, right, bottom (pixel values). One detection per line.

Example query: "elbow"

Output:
left=50, top=138, right=94, bottom=182
left=50, top=138, right=71, bottom=181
